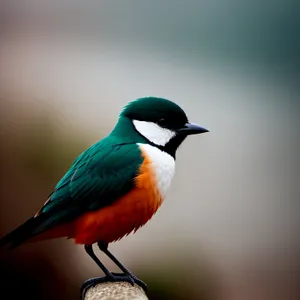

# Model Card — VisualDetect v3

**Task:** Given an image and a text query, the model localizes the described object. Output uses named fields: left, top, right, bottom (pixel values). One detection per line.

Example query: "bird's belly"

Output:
left=73, top=147, right=171, bottom=245
left=73, top=187, right=160, bottom=244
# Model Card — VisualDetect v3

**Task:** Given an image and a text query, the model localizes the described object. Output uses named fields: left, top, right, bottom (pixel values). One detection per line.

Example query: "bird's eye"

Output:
left=157, top=118, right=167, bottom=127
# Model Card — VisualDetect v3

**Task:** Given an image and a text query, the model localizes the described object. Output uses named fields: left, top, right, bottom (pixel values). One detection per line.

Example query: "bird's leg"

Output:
left=97, top=241, right=147, bottom=293
left=97, top=241, right=134, bottom=275
left=83, top=244, right=111, bottom=276
left=81, top=244, right=114, bottom=299
left=81, top=244, right=138, bottom=300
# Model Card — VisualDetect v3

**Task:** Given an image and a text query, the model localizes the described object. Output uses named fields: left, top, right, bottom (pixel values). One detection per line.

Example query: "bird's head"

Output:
left=112, top=97, right=209, bottom=157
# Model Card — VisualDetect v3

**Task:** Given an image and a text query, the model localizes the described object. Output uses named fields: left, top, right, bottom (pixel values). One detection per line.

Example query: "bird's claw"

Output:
left=80, top=276, right=107, bottom=300
left=111, top=272, right=148, bottom=293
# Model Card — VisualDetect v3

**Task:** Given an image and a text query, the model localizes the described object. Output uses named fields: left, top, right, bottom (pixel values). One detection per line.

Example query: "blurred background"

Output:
left=0, top=1, right=299, bottom=299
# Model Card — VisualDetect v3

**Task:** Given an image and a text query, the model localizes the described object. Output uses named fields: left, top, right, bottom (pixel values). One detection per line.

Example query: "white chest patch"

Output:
left=138, top=143, right=175, bottom=199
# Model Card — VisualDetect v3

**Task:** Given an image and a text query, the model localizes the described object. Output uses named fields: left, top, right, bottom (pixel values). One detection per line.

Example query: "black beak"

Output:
left=177, top=122, right=209, bottom=135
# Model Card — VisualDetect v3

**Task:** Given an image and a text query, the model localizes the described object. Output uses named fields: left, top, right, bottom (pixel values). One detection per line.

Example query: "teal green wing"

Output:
left=0, top=139, right=143, bottom=248
left=47, top=140, right=142, bottom=211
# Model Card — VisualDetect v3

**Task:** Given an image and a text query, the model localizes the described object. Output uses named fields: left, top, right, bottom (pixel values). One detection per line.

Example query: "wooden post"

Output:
left=84, top=282, right=149, bottom=300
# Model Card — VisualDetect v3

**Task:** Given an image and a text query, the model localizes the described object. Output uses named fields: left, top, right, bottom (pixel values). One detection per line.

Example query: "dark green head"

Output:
left=112, top=97, right=208, bottom=157
left=121, top=97, right=188, bottom=129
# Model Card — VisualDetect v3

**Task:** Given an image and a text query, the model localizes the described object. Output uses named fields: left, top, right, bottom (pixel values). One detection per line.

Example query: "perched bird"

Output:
left=0, top=97, right=208, bottom=296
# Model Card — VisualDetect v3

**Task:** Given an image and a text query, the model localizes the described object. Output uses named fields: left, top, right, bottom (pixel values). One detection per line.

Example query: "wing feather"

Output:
left=0, top=139, right=143, bottom=248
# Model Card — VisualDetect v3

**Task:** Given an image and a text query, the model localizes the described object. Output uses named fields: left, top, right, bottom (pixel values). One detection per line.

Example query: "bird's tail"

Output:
left=0, top=212, right=63, bottom=249
left=0, top=217, right=39, bottom=249
left=0, top=212, right=74, bottom=250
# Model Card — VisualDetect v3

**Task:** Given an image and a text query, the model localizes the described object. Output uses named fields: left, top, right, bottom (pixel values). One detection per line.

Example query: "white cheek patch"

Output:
left=133, top=120, right=176, bottom=146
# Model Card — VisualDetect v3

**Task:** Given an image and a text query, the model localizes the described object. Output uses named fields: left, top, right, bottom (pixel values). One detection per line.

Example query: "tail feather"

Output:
left=0, top=197, right=82, bottom=249
left=0, top=216, right=47, bottom=249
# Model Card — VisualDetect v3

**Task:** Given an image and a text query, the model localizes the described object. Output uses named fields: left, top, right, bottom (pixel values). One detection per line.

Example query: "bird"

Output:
left=0, top=96, right=208, bottom=297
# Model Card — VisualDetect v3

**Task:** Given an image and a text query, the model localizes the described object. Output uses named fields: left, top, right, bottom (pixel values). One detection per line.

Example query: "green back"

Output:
left=34, top=129, right=144, bottom=234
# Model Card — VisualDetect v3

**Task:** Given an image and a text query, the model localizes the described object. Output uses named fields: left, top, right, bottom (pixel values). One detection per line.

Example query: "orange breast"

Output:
left=72, top=149, right=162, bottom=245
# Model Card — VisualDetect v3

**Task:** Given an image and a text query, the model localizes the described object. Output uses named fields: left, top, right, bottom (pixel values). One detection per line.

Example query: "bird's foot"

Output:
left=80, top=273, right=147, bottom=300
left=81, top=276, right=106, bottom=299
left=111, top=272, right=148, bottom=293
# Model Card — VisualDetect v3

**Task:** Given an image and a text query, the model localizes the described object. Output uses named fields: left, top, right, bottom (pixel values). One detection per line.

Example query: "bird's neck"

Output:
left=110, top=116, right=148, bottom=144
